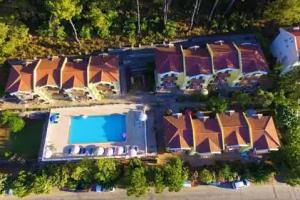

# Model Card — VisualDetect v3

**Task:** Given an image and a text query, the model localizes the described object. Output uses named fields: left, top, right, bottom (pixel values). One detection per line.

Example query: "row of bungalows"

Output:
left=155, top=41, right=268, bottom=91
left=5, top=55, right=120, bottom=103
left=163, top=110, right=280, bottom=157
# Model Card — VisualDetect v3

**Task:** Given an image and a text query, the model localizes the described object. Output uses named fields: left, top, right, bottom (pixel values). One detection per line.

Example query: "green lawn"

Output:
left=8, top=119, right=45, bottom=159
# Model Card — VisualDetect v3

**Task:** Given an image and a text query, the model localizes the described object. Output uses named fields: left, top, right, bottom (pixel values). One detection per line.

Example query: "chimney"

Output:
left=59, top=57, right=67, bottom=89
left=180, top=45, right=187, bottom=83
left=214, top=40, right=224, bottom=45
left=199, top=116, right=209, bottom=122
left=227, top=110, right=235, bottom=116
left=172, top=113, right=182, bottom=118
left=256, top=114, right=263, bottom=119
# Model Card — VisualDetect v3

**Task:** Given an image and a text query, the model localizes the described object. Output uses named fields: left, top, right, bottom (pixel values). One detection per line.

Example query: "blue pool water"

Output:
left=69, top=114, right=126, bottom=144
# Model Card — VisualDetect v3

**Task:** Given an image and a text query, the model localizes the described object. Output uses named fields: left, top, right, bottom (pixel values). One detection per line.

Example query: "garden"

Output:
left=0, top=111, right=45, bottom=160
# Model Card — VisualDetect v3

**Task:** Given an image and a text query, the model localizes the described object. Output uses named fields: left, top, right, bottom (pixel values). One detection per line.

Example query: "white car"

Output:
left=231, top=179, right=250, bottom=189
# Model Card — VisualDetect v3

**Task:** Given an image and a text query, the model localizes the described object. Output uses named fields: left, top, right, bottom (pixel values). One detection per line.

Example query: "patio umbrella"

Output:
left=96, top=147, right=105, bottom=156
left=105, top=148, right=114, bottom=156
left=116, top=146, right=124, bottom=155
left=71, top=145, right=80, bottom=154
left=139, top=112, right=147, bottom=121
left=129, top=148, right=137, bottom=157
left=44, top=148, right=52, bottom=159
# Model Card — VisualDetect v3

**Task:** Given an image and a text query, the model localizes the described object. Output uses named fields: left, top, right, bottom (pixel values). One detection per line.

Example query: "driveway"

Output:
left=3, top=183, right=299, bottom=200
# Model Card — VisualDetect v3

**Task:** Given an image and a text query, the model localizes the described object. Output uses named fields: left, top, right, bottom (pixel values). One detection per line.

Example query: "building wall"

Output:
left=271, top=29, right=300, bottom=74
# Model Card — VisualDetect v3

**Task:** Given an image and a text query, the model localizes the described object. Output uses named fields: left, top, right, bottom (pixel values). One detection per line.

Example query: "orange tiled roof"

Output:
left=238, top=44, right=268, bottom=74
left=247, top=115, right=280, bottom=151
left=192, top=118, right=222, bottom=154
left=155, top=47, right=183, bottom=73
left=89, top=55, right=119, bottom=84
left=35, top=57, right=64, bottom=87
left=163, top=114, right=194, bottom=149
left=218, top=112, right=250, bottom=147
left=5, top=61, right=37, bottom=93
left=61, top=58, right=88, bottom=89
left=208, top=43, right=239, bottom=71
left=183, top=48, right=213, bottom=76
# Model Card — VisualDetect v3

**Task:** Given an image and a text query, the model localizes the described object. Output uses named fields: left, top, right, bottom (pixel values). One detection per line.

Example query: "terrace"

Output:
left=40, top=104, right=155, bottom=161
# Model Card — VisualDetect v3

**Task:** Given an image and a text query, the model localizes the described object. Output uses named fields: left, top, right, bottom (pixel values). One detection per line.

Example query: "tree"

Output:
left=124, top=159, right=148, bottom=197
left=31, top=172, right=53, bottom=194
left=45, top=0, right=82, bottom=46
left=198, top=169, right=214, bottom=184
left=234, top=92, right=252, bottom=109
left=136, top=0, right=141, bottom=37
left=146, top=166, right=165, bottom=193
left=7, top=117, right=25, bottom=133
left=224, top=0, right=236, bottom=15
left=163, top=20, right=177, bottom=39
left=94, top=159, right=121, bottom=186
left=86, top=5, right=117, bottom=38
left=208, top=0, right=220, bottom=21
left=164, top=157, right=188, bottom=192
left=264, top=0, right=300, bottom=26
left=275, top=102, right=299, bottom=131
left=0, top=22, right=28, bottom=63
left=11, top=171, right=32, bottom=197
left=0, top=173, right=8, bottom=194
left=163, top=0, right=172, bottom=25
left=207, top=96, right=228, bottom=113
left=189, top=0, right=202, bottom=31
left=248, top=163, right=274, bottom=184
left=216, top=164, right=236, bottom=182
left=0, top=111, right=25, bottom=133
left=255, top=89, right=274, bottom=108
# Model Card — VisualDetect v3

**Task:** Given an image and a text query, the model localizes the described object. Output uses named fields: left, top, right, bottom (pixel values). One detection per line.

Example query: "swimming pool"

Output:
left=69, top=114, right=126, bottom=144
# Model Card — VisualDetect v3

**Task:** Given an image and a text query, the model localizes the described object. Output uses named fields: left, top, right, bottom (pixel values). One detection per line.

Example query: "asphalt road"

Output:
left=2, top=183, right=300, bottom=200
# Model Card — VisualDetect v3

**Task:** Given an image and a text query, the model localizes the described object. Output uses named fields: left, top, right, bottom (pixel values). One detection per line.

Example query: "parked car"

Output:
left=183, top=181, right=192, bottom=188
left=231, top=179, right=250, bottom=189
left=92, top=184, right=115, bottom=193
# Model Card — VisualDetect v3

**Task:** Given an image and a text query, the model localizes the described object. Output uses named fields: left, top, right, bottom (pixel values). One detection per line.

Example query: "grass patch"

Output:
left=7, top=119, right=45, bottom=159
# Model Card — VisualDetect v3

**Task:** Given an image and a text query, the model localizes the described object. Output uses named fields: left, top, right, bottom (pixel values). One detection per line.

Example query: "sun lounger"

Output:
left=79, top=147, right=86, bottom=155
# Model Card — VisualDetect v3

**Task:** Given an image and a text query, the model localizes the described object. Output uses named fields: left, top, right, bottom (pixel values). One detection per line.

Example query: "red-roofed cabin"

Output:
left=247, top=114, right=280, bottom=154
left=5, top=60, right=38, bottom=102
left=183, top=48, right=213, bottom=90
left=217, top=111, right=251, bottom=150
left=155, top=47, right=183, bottom=90
left=192, top=117, right=223, bottom=156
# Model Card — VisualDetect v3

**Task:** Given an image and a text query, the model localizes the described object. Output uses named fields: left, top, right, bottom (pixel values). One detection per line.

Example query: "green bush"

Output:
left=124, top=159, right=148, bottom=197
left=198, top=169, right=215, bottom=184
left=0, top=111, right=25, bottom=133
left=164, top=157, right=188, bottom=192
left=248, top=163, right=274, bottom=184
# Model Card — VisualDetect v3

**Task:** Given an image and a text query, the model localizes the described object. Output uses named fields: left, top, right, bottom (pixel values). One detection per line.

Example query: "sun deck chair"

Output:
left=79, top=147, right=86, bottom=155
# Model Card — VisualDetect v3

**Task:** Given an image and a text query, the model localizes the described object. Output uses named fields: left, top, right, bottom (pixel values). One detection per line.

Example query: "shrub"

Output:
left=248, top=163, right=274, bottom=184
left=207, top=96, right=228, bottom=113
left=198, top=169, right=215, bottom=184
left=0, top=111, right=25, bottom=133
left=10, top=171, right=32, bottom=197
left=124, top=159, right=148, bottom=197
left=163, top=157, right=188, bottom=192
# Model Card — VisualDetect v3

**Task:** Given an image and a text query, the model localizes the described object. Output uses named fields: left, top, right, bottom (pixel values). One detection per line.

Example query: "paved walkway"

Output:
left=1, top=183, right=299, bottom=200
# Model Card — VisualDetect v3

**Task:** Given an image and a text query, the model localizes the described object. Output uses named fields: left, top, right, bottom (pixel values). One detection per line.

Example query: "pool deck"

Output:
left=40, top=104, right=155, bottom=161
